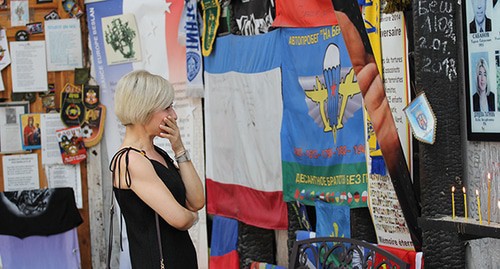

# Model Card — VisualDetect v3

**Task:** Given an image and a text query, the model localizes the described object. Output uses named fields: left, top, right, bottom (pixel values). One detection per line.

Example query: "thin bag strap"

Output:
left=155, top=213, right=165, bottom=269
left=108, top=147, right=165, bottom=269
left=106, top=190, right=115, bottom=269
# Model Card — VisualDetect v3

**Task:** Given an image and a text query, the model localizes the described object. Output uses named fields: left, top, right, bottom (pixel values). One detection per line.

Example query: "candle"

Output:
left=487, top=173, right=491, bottom=224
left=463, top=187, right=468, bottom=220
left=452, top=186, right=456, bottom=219
left=476, top=189, right=482, bottom=224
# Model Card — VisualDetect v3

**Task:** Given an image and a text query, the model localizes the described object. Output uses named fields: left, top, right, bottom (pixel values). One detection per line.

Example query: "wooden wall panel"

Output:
left=0, top=1, right=91, bottom=268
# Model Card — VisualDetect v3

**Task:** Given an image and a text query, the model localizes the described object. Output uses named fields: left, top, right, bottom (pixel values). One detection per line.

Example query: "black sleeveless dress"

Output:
left=110, top=146, right=198, bottom=269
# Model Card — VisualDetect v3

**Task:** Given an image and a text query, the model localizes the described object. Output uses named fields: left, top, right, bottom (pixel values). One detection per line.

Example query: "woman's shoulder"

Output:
left=110, top=147, right=153, bottom=188
left=110, top=147, right=151, bottom=171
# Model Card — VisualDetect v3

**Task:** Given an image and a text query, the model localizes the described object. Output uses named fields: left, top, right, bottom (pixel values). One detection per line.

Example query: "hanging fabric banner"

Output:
left=181, top=0, right=204, bottom=97
left=204, top=30, right=288, bottom=230
left=230, top=0, right=275, bottom=35
left=315, top=201, right=350, bottom=238
left=209, top=216, right=239, bottom=269
left=280, top=26, right=368, bottom=208
left=0, top=228, right=81, bottom=269
left=272, top=0, right=337, bottom=28
left=201, top=0, right=220, bottom=56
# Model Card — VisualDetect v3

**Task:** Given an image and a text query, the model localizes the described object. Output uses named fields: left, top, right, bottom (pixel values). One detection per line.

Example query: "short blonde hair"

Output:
left=114, top=70, right=174, bottom=125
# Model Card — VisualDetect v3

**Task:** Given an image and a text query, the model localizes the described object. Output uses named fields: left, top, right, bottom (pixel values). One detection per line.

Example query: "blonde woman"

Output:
left=472, top=58, right=495, bottom=112
left=110, top=70, right=204, bottom=268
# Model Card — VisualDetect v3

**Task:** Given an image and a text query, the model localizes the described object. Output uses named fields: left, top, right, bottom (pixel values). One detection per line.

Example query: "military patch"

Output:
left=60, top=83, right=85, bottom=127
left=186, top=51, right=201, bottom=82
left=83, top=85, right=99, bottom=109
left=403, top=92, right=436, bottom=145
left=81, top=104, right=106, bottom=148
left=201, top=0, right=220, bottom=56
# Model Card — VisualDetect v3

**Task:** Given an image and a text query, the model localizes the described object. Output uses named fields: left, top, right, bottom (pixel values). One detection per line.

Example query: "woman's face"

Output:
left=477, top=65, right=487, bottom=93
left=149, top=103, right=177, bottom=136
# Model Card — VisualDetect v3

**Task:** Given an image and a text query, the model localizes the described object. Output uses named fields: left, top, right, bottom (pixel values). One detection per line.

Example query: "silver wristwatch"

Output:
left=175, top=150, right=191, bottom=163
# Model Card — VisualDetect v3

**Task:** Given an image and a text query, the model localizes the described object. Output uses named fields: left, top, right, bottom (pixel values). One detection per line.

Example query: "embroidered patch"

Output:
left=60, top=83, right=85, bottom=127
left=186, top=51, right=201, bottom=82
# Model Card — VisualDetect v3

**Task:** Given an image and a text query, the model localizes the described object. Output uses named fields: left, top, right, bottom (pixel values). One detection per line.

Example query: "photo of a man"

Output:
left=469, top=0, right=491, bottom=33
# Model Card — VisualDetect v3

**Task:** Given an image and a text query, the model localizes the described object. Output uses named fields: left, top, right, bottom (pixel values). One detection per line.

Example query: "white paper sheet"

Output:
left=40, top=113, right=66, bottom=165
left=381, top=11, right=412, bottom=172
left=10, top=41, right=48, bottom=93
left=0, top=29, right=11, bottom=71
left=10, top=0, right=29, bottom=27
left=44, top=19, right=83, bottom=71
left=2, top=154, right=40, bottom=191
left=45, top=163, right=83, bottom=208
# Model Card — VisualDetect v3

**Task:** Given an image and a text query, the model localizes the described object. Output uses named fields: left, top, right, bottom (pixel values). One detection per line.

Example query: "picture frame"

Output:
left=462, top=0, right=500, bottom=141
left=0, top=101, right=29, bottom=153
left=26, top=22, right=43, bottom=34
left=20, top=113, right=42, bottom=151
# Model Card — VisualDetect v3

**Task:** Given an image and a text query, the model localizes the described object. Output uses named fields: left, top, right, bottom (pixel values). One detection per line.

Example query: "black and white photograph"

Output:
left=0, top=101, right=29, bottom=153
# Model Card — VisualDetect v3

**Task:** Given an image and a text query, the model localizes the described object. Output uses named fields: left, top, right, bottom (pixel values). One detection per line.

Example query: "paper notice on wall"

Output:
left=44, top=19, right=83, bottom=71
left=381, top=11, right=412, bottom=173
left=41, top=113, right=66, bottom=165
left=0, top=29, right=11, bottom=71
left=2, top=154, right=40, bottom=191
left=10, top=41, right=48, bottom=93
left=369, top=174, right=414, bottom=251
left=46, top=163, right=83, bottom=208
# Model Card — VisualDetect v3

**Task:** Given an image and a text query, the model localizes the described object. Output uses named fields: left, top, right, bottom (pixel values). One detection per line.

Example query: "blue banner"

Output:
left=280, top=26, right=367, bottom=207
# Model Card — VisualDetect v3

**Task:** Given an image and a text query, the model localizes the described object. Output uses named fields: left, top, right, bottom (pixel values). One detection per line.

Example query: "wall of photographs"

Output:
left=463, top=0, right=500, bottom=141
left=0, top=0, right=91, bottom=267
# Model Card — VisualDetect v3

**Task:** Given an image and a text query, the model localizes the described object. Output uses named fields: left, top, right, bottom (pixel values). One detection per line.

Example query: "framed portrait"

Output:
left=20, top=113, right=42, bottom=151
left=462, top=0, right=500, bottom=141
left=0, top=101, right=29, bottom=153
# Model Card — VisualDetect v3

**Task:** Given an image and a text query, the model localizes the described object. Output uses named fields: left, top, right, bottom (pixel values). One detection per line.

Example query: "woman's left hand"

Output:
left=159, top=116, right=185, bottom=154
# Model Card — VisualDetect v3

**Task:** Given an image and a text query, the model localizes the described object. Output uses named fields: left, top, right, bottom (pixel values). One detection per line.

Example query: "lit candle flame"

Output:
left=488, top=172, right=491, bottom=181
left=451, top=186, right=456, bottom=219
left=463, top=187, right=468, bottom=220
left=476, top=189, right=479, bottom=196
